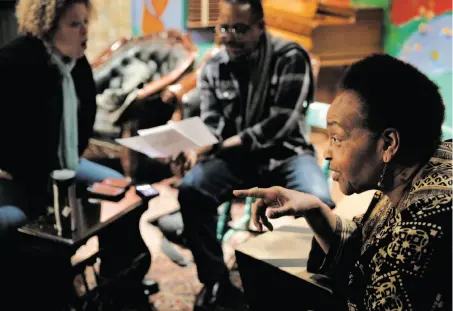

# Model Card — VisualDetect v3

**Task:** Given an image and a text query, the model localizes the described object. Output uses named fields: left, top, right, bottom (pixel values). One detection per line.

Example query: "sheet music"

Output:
left=171, top=117, right=218, bottom=147
left=115, top=136, right=166, bottom=158
left=117, top=117, right=218, bottom=158
left=139, top=127, right=199, bottom=158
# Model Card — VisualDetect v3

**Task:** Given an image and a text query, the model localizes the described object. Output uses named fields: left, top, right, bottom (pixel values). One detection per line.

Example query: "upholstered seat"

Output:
left=91, top=30, right=197, bottom=137
left=83, top=30, right=198, bottom=177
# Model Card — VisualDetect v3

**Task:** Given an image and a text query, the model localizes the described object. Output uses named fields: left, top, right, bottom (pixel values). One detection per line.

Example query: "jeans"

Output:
left=0, top=158, right=123, bottom=237
left=178, top=153, right=334, bottom=285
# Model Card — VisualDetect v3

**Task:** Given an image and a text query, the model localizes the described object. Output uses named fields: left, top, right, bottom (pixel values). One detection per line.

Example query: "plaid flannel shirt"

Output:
left=198, top=42, right=314, bottom=168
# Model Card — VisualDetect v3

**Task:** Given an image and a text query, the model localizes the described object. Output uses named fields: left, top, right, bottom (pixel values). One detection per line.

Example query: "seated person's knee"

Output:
left=0, top=205, right=28, bottom=237
left=177, top=182, right=202, bottom=205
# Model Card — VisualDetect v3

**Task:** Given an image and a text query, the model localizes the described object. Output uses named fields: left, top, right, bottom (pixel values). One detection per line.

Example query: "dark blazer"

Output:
left=0, top=35, right=97, bottom=216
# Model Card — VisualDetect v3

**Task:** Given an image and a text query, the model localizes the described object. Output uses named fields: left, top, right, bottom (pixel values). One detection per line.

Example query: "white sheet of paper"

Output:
left=139, top=127, right=199, bottom=158
left=115, top=136, right=166, bottom=158
left=136, top=122, right=172, bottom=136
left=170, top=117, right=218, bottom=147
left=118, top=117, right=219, bottom=158
left=134, top=117, right=218, bottom=158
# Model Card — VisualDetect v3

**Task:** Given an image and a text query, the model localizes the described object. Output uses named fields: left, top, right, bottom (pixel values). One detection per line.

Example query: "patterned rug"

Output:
left=145, top=202, right=253, bottom=311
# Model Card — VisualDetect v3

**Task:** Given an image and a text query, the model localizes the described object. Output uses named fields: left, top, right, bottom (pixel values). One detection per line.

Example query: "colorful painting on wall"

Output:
left=353, top=0, right=452, bottom=128
left=131, top=0, right=184, bottom=36
left=130, top=0, right=451, bottom=126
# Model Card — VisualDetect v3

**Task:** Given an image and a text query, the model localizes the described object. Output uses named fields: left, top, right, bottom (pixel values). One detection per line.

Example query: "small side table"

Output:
left=14, top=186, right=159, bottom=310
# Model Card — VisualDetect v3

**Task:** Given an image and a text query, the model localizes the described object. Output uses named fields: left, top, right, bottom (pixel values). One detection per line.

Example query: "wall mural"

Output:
left=132, top=0, right=184, bottom=36
left=353, top=0, right=452, bottom=128
left=130, top=0, right=452, bottom=126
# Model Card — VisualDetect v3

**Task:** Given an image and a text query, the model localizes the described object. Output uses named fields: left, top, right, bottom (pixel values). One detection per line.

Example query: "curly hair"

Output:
left=16, top=0, right=92, bottom=40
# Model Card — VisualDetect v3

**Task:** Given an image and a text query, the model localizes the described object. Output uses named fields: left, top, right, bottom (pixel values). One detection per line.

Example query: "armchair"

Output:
left=82, top=30, right=198, bottom=177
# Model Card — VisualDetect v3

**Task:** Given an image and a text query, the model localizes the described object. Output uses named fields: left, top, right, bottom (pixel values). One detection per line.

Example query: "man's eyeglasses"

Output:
left=215, top=23, right=253, bottom=37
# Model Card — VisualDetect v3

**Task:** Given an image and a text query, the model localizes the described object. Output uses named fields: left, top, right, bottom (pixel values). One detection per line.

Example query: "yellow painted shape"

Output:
left=152, top=0, right=169, bottom=17
left=430, top=50, right=439, bottom=61
left=142, top=0, right=164, bottom=34
left=442, top=27, right=452, bottom=36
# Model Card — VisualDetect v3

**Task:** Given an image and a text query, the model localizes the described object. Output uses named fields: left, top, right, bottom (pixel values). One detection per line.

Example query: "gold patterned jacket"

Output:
left=319, top=141, right=452, bottom=311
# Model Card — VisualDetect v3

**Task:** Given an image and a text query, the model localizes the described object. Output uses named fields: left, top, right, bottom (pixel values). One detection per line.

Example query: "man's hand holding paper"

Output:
left=115, top=117, right=219, bottom=160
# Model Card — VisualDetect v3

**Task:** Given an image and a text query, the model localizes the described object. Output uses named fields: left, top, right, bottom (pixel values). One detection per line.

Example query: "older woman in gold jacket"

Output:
left=235, top=54, right=452, bottom=311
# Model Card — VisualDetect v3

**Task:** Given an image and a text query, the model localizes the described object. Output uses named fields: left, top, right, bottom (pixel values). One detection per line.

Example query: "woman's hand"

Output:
left=233, top=186, right=323, bottom=232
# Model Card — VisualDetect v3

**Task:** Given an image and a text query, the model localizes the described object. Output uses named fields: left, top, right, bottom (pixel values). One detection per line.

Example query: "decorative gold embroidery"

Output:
left=409, top=195, right=453, bottom=219
left=366, top=271, right=409, bottom=311
left=369, top=222, right=443, bottom=281
left=361, top=196, right=396, bottom=255
left=411, top=161, right=452, bottom=193
left=430, top=294, right=445, bottom=310
left=345, top=142, right=452, bottom=310
left=376, top=212, right=402, bottom=241
left=348, top=302, right=360, bottom=311
left=387, top=226, right=430, bottom=263
left=370, top=248, right=388, bottom=282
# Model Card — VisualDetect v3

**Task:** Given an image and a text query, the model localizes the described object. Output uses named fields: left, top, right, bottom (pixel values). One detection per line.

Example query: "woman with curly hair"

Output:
left=0, top=1, right=151, bottom=308
left=0, top=0, right=112, bottom=229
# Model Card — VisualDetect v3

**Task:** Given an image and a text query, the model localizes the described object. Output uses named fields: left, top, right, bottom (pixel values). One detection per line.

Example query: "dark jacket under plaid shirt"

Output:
left=199, top=33, right=316, bottom=169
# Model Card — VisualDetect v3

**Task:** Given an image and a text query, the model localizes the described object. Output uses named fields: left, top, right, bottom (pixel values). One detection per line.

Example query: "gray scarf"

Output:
left=51, top=52, right=79, bottom=171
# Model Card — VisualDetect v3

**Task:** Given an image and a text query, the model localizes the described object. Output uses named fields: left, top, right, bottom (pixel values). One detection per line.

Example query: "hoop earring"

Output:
left=377, top=163, right=388, bottom=189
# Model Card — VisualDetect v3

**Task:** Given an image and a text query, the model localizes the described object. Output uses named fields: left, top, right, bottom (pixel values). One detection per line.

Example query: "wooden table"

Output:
left=13, top=187, right=158, bottom=310
left=235, top=191, right=375, bottom=311
left=235, top=217, right=337, bottom=310
left=18, top=187, right=148, bottom=252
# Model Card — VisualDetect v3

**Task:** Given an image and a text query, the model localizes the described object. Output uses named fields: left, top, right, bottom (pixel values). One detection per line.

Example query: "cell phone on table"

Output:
left=135, top=184, right=159, bottom=200
left=101, top=177, right=131, bottom=190
left=86, top=182, right=126, bottom=202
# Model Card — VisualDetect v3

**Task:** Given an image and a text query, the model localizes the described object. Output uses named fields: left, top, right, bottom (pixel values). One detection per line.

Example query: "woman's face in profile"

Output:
left=53, top=3, right=89, bottom=59
left=324, top=91, right=384, bottom=195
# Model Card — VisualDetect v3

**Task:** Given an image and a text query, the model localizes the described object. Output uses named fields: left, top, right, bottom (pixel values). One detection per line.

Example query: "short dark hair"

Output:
left=222, top=0, right=264, bottom=21
left=340, top=53, right=445, bottom=166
